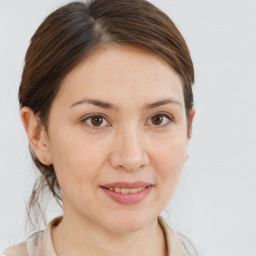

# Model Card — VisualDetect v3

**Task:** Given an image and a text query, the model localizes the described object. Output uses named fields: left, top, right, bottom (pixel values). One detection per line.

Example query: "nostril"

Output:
left=115, top=162, right=147, bottom=172
left=109, top=137, right=149, bottom=171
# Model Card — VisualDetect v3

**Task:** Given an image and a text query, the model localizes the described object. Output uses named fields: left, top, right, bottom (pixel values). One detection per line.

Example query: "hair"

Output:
left=19, top=0, right=195, bottom=254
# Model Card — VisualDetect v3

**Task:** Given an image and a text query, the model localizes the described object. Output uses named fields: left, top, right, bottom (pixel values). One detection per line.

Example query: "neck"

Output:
left=52, top=212, right=167, bottom=256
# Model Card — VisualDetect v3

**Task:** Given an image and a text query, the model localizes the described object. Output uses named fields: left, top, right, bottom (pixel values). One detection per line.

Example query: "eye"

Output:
left=81, top=115, right=110, bottom=128
left=147, top=113, right=172, bottom=127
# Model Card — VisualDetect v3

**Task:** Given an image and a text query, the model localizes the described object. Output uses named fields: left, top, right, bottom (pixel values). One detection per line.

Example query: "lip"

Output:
left=101, top=181, right=152, bottom=189
left=100, top=181, right=153, bottom=205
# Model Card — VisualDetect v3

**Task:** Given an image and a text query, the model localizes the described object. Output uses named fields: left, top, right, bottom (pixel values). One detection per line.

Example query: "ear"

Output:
left=187, top=109, right=195, bottom=140
left=20, top=107, right=52, bottom=165
left=184, top=109, right=195, bottom=161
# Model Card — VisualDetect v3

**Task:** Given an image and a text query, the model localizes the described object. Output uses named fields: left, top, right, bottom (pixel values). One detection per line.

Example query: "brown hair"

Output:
left=19, top=0, right=195, bottom=253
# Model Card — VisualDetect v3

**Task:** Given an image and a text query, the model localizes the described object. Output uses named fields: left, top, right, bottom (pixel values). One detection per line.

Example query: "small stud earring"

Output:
left=43, top=157, right=46, bottom=161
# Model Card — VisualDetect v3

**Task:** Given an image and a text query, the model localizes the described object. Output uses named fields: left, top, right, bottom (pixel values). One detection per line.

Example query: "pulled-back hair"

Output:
left=19, top=0, right=195, bottom=254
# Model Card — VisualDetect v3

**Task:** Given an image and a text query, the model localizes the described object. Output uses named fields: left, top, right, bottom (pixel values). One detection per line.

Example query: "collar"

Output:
left=42, top=216, right=184, bottom=256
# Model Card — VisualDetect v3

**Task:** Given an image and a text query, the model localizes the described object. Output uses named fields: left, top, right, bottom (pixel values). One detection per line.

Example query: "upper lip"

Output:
left=101, top=181, right=152, bottom=189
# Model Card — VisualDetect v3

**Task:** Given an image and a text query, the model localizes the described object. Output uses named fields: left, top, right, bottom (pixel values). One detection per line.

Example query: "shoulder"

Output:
left=0, top=230, right=43, bottom=256
left=0, top=241, right=28, bottom=256
left=0, top=217, right=61, bottom=256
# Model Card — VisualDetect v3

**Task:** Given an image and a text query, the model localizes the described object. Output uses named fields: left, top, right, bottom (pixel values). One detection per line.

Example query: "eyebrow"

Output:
left=70, top=97, right=181, bottom=110
left=70, top=98, right=119, bottom=111
left=143, top=98, right=182, bottom=110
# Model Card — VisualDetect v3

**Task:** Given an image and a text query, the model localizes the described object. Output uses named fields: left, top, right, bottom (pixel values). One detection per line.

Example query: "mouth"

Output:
left=102, top=186, right=149, bottom=194
left=100, top=182, right=153, bottom=205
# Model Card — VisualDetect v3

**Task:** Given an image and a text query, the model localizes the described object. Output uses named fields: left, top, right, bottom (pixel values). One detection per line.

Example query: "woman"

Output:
left=1, top=0, right=195, bottom=255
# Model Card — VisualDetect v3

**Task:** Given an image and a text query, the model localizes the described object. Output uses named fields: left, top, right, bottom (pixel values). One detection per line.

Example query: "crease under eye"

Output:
left=81, top=115, right=110, bottom=128
left=147, top=113, right=173, bottom=127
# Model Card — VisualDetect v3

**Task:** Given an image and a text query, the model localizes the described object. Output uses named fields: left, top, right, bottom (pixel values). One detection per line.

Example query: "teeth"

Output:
left=108, top=187, right=147, bottom=194
left=129, top=188, right=137, bottom=193
left=121, top=188, right=129, bottom=194
left=114, top=188, right=121, bottom=193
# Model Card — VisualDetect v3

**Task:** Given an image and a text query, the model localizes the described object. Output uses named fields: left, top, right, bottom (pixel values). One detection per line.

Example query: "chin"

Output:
left=102, top=211, right=156, bottom=233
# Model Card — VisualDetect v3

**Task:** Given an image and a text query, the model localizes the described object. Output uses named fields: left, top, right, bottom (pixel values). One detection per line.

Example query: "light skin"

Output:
left=21, top=46, right=194, bottom=256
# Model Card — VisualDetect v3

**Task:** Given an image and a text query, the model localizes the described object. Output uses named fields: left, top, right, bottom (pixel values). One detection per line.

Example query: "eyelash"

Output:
left=146, top=113, right=173, bottom=127
left=80, top=113, right=173, bottom=129
left=80, top=114, right=110, bottom=129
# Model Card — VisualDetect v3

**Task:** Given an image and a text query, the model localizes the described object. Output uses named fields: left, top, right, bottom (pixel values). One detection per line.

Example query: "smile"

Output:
left=100, top=182, right=153, bottom=204
left=107, top=187, right=146, bottom=194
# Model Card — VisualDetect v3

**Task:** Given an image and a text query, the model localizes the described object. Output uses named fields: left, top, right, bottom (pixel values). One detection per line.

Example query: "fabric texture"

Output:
left=1, top=216, right=184, bottom=256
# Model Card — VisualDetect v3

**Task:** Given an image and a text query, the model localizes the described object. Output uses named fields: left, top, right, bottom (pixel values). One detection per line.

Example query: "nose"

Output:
left=109, top=126, right=149, bottom=172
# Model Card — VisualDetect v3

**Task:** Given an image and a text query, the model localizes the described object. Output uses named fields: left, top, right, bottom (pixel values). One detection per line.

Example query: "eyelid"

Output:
left=146, top=112, right=173, bottom=127
left=80, top=114, right=111, bottom=129
left=79, top=112, right=173, bottom=129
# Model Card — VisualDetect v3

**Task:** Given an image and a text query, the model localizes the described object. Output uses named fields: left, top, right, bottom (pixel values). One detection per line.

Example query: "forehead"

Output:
left=55, top=45, right=184, bottom=107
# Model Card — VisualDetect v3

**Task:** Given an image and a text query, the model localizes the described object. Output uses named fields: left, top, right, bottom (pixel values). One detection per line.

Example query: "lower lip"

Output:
left=101, top=186, right=153, bottom=205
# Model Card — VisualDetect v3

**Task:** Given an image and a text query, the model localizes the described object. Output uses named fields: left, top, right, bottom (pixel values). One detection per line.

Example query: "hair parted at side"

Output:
left=19, top=0, right=194, bottom=252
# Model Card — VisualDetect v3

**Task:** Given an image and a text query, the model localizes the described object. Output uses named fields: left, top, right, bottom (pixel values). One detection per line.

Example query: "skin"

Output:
left=21, top=46, right=194, bottom=256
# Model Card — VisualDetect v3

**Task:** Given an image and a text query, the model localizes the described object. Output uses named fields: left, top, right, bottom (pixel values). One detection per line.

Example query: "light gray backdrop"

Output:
left=0, top=0, right=255, bottom=255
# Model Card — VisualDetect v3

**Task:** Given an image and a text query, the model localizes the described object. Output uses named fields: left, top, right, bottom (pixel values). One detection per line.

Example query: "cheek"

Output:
left=152, top=134, right=187, bottom=190
left=153, top=131, right=187, bottom=165
left=49, top=137, right=103, bottom=213
left=48, top=130, right=106, bottom=192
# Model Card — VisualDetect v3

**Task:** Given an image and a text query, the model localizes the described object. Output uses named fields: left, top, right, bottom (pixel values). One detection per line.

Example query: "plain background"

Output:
left=0, top=0, right=255, bottom=255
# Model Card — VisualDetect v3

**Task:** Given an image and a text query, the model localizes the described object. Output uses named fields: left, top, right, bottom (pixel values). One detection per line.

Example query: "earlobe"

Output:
left=20, top=107, right=52, bottom=165
left=183, top=152, right=189, bottom=162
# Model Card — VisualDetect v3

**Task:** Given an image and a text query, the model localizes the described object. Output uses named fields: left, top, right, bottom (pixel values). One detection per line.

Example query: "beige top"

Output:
left=1, top=216, right=184, bottom=256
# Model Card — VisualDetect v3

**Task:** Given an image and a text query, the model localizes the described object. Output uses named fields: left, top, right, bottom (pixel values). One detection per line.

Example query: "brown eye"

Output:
left=91, top=116, right=103, bottom=126
left=82, top=115, right=109, bottom=128
left=148, top=113, right=172, bottom=127
left=151, top=115, right=163, bottom=125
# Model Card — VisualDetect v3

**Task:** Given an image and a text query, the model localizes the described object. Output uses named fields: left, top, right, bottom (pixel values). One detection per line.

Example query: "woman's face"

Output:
left=46, top=46, right=191, bottom=232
